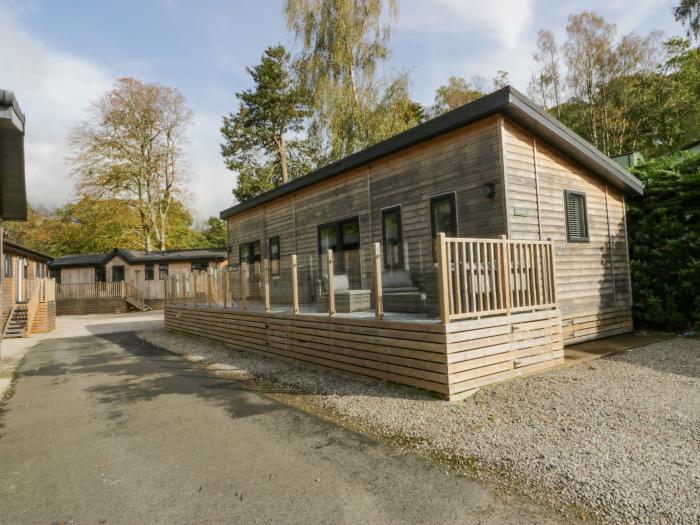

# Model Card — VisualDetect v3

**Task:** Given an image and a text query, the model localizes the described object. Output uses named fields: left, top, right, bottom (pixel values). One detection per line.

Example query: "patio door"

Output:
left=112, top=265, right=125, bottom=282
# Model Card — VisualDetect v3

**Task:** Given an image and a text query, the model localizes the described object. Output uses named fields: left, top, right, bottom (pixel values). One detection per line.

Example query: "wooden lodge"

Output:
left=49, top=248, right=228, bottom=314
left=1, top=240, right=56, bottom=338
left=163, top=86, right=643, bottom=399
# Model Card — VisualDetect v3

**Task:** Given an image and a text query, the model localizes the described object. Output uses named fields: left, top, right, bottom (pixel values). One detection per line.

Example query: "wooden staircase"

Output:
left=4, top=306, right=29, bottom=338
left=124, top=282, right=152, bottom=312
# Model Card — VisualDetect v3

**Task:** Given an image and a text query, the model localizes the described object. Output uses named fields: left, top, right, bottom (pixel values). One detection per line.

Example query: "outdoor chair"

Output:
left=381, top=271, right=426, bottom=313
left=317, top=274, right=371, bottom=313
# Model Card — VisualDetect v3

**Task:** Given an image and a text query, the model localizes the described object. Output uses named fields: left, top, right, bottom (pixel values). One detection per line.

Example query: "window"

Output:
left=564, top=190, right=589, bottom=242
left=3, top=254, right=11, bottom=278
left=317, top=217, right=360, bottom=254
left=381, top=207, right=403, bottom=270
left=50, top=268, right=61, bottom=284
left=22, top=261, right=28, bottom=279
left=145, top=263, right=155, bottom=280
left=159, top=263, right=169, bottom=280
left=95, top=267, right=106, bottom=282
left=36, top=262, right=46, bottom=278
left=430, top=193, right=457, bottom=238
left=269, top=236, right=280, bottom=276
left=238, top=240, right=261, bottom=265
left=191, top=262, right=209, bottom=272
left=112, top=265, right=125, bottom=282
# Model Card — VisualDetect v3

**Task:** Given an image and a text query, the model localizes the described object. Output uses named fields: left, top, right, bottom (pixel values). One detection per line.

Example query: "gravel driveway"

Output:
left=139, top=330, right=700, bottom=525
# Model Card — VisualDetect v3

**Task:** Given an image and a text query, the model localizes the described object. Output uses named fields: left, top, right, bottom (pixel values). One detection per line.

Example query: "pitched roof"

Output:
left=2, top=239, right=53, bottom=262
left=220, top=85, right=644, bottom=220
left=0, top=89, right=27, bottom=221
left=49, top=248, right=227, bottom=268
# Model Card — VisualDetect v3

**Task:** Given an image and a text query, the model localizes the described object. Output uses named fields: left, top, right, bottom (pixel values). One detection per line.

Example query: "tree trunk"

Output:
left=279, top=134, right=289, bottom=184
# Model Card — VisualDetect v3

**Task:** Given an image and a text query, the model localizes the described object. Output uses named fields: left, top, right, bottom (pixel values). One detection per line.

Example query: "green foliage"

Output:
left=431, top=76, right=485, bottom=116
left=285, top=0, right=421, bottom=160
left=675, top=0, right=700, bottom=41
left=221, top=45, right=316, bottom=201
left=626, top=152, right=700, bottom=330
left=3, top=198, right=211, bottom=257
left=194, top=217, right=228, bottom=248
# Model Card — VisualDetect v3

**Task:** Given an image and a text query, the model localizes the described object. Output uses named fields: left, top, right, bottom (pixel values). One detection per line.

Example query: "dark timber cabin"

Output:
left=164, top=86, right=644, bottom=400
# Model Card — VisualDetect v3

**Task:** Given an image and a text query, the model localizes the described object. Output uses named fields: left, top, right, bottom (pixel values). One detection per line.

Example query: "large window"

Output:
left=564, top=190, right=589, bottom=242
left=145, top=263, right=155, bottom=280
left=269, top=236, right=280, bottom=276
left=95, top=267, right=106, bottom=282
left=3, top=254, right=11, bottom=278
left=239, top=240, right=261, bottom=265
left=381, top=206, right=403, bottom=270
left=430, top=193, right=457, bottom=238
left=317, top=217, right=360, bottom=254
left=159, top=263, right=169, bottom=280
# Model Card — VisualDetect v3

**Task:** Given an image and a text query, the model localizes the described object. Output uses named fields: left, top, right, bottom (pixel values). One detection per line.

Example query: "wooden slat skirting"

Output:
left=562, top=307, right=633, bottom=345
left=165, top=305, right=565, bottom=400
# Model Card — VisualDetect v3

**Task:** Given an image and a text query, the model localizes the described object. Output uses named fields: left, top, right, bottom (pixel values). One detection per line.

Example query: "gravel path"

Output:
left=138, top=329, right=700, bottom=525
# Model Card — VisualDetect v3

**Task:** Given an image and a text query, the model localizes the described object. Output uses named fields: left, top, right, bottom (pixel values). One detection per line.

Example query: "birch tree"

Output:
left=69, top=78, right=192, bottom=251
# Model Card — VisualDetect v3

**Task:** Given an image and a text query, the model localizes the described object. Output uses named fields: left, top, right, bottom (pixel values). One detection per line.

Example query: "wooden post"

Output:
left=223, top=268, right=229, bottom=308
left=291, top=255, right=299, bottom=314
left=263, top=259, right=271, bottom=313
left=436, top=232, right=450, bottom=324
left=373, top=243, right=383, bottom=320
left=193, top=272, right=198, bottom=306
left=327, top=249, right=335, bottom=317
left=547, top=238, right=559, bottom=306
left=499, top=235, right=511, bottom=315
left=206, top=271, right=212, bottom=308
left=241, top=263, right=248, bottom=311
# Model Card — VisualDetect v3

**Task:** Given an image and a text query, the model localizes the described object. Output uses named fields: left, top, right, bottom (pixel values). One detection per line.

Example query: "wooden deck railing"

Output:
left=436, top=233, right=557, bottom=323
left=56, top=281, right=125, bottom=300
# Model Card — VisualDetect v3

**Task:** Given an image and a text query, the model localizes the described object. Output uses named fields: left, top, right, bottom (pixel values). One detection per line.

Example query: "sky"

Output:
left=0, top=0, right=681, bottom=221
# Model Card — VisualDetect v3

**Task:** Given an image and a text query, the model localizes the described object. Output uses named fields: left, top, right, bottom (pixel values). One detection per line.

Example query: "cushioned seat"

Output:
left=382, top=271, right=426, bottom=313
left=317, top=274, right=371, bottom=313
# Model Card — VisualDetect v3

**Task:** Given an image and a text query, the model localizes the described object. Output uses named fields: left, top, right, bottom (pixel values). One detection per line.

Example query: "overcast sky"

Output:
left=1, top=0, right=681, bottom=221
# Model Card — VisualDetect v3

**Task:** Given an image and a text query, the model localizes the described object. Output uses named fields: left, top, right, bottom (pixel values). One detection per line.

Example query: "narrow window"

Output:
left=269, top=236, right=280, bottom=276
left=430, top=193, right=457, bottom=238
left=381, top=207, right=403, bottom=270
left=191, top=261, right=209, bottom=272
left=95, top=267, right=106, bottom=282
left=317, top=224, right=337, bottom=254
left=3, top=254, right=11, bottom=278
left=144, top=263, right=154, bottom=280
left=564, top=190, right=589, bottom=242
left=159, top=263, right=169, bottom=279
left=239, top=243, right=250, bottom=265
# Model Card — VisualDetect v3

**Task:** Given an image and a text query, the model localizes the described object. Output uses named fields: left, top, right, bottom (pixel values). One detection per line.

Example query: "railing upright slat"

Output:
left=468, top=243, right=476, bottom=313
left=460, top=243, right=468, bottom=314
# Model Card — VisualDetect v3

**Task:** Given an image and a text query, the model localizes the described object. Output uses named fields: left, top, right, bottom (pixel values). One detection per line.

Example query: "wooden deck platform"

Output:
left=165, top=304, right=563, bottom=399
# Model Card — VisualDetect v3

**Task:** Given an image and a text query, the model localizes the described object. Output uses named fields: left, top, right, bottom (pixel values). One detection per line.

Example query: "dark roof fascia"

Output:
left=49, top=248, right=227, bottom=268
left=3, top=240, right=53, bottom=262
left=219, top=86, right=643, bottom=220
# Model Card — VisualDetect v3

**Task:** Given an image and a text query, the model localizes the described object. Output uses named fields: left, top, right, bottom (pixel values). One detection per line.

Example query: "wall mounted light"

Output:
left=484, top=181, right=496, bottom=200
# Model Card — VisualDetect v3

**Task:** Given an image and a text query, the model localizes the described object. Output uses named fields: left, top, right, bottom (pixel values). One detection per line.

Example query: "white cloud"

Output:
left=398, top=0, right=534, bottom=50
left=0, top=14, right=113, bottom=210
left=0, top=13, right=233, bottom=220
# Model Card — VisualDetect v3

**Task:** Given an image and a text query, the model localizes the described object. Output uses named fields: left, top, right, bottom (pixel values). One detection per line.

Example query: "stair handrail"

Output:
left=24, top=279, right=43, bottom=337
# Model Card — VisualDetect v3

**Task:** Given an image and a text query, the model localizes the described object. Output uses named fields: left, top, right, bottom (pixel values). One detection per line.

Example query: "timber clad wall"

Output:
left=31, top=301, right=56, bottom=333
left=500, top=119, right=633, bottom=343
left=228, top=117, right=507, bottom=311
left=165, top=305, right=563, bottom=399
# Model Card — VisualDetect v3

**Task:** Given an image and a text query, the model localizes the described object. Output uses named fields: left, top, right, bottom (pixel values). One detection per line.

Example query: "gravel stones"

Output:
left=137, top=330, right=700, bottom=525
